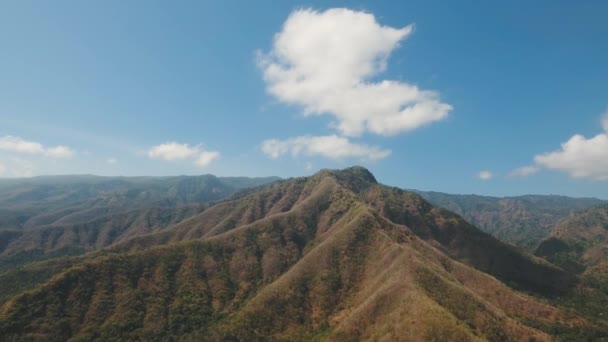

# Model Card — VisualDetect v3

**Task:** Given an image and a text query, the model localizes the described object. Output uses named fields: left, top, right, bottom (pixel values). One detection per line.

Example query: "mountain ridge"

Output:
left=1, top=167, right=602, bottom=341
left=416, top=190, right=606, bottom=251
left=0, top=175, right=279, bottom=260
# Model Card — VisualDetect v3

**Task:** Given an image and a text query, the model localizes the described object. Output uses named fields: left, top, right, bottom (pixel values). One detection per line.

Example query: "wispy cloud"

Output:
left=478, top=170, right=493, bottom=180
left=0, top=136, right=74, bottom=158
left=0, top=136, right=44, bottom=154
left=261, top=135, right=391, bottom=161
left=194, top=151, right=220, bottom=167
left=148, top=142, right=200, bottom=161
left=148, top=142, right=220, bottom=168
left=46, top=146, right=75, bottom=158
left=0, top=158, right=34, bottom=178
left=509, top=165, right=540, bottom=178
left=257, top=8, right=452, bottom=137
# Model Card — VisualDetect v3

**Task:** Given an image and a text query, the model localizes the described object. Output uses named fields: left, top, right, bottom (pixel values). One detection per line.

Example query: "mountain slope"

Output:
left=536, top=206, right=608, bottom=273
left=0, top=175, right=279, bottom=270
left=0, top=205, right=209, bottom=272
left=0, top=174, right=279, bottom=230
left=534, top=206, right=608, bottom=323
left=111, top=168, right=575, bottom=295
left=0, top=167, right=601, bottom=341
left=417, top=191, right=605, bottom=251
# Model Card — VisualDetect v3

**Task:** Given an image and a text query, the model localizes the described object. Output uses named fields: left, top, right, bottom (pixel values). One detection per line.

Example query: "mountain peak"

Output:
left=316, top=166, right=377, bottom=183
left=1, top=165, right=600, bottom=341
left=314, top=166, right=378, bottom=193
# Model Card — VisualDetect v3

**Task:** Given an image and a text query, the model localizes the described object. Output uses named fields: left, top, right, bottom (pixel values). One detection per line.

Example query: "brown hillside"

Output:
left=536, top=206, right=608, bottom=273
left=0, top=167, right=597, bottom=341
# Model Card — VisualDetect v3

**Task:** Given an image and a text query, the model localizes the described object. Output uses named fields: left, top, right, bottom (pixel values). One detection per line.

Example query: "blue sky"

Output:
left=1, top=0, right=608, bottom=198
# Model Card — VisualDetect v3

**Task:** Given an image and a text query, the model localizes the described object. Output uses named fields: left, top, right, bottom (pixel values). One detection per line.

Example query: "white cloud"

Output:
left=304, top=162, right=313, bottom=171
left=195, top=151, right=220, bottom=167
left=0, top=135, right=74, bottom=159
left=148, top=142, right=200, bottom=161
left=258, top=8, right=452, bottom=137
left=478, top=171, right=493, bottom=180
left=106, top=158, right=118, bottom=164
left=534, top=133, right=608, bottom=180
left=148, top=142, right=220, bottom=168
left=526, top=111, right=608, bottom=180
left=509, top=165, right=540, bottom=178
left=261, top=135, right=391, bottom=161
left=0, top=162, right=5, bottom=175
left=45, top=146, right=75, bottom=158
left=0, top=136, right=44, bottom=154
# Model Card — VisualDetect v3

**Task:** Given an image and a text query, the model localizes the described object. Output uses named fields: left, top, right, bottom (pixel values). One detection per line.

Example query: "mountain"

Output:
left=536, top=205, right=608, bottom=277
left=534, top=206, right=608, bottom=322
left=0, top=205, right=209, bottom=272
left=0, top=167, right=602, bottom=341
left=0, top=175, right=279, bottom=270
left=0, top=174, right=279, bottom=230
left=416, top=191, right=605, bottom=251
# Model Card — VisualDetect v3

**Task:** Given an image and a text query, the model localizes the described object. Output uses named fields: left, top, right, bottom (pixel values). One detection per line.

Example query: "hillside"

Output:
left=534, top=206, right=608, bottom=322
left=0, top=205, right=209, bottom=273
left=0, top=175, right=279, bottom=270
left=536, top=205, right=608, bottom=276
left=416, top=191, right=605, bottom=251
left=0, top=167, right=602, bottom=341
left=0, top=174, right=279, bottom=230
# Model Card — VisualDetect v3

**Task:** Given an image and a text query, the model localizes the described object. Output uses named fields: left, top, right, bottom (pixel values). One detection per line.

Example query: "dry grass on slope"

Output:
left=0, top=168, right=597, bottom=341
left=209, top=207, right=584, bottom=341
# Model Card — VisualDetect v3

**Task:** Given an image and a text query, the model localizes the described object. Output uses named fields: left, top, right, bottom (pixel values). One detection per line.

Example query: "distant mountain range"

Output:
left=0, top=174, right=279, bottom=271
left=0, top=168, right=606, bottom=341
left=0, top=174, right=280, bottom=228
left=416, top=191, right=606, bottom=251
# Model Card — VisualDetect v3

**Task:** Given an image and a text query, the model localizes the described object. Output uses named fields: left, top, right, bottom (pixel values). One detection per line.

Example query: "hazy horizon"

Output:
left=1, top=167, right=606, bottom=200
left=2, top=1, right=607, bottom=198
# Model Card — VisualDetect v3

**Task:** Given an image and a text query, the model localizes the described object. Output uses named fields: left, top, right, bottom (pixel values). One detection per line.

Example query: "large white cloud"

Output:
left=148, top=142, right=220, bottom=168
left=525, top=112, right=608, bottom=180
left=535, top=133, right=608, bottom=180
left=261, top=135, right=391, bottom=161
left=0, top=136, right=74, bottom=158
left=258, top=8, right=452, bottom=137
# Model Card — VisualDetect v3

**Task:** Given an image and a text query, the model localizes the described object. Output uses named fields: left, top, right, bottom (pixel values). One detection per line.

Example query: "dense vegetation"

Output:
left=1, top=167, right=605, bottom=341
left=536, top=206, right=608, bottom=270
left=417, top=191, right=605, bottom=251
left=534, top=206, right=608, bottom=331
left=0, top=174, right=278, bottom=269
